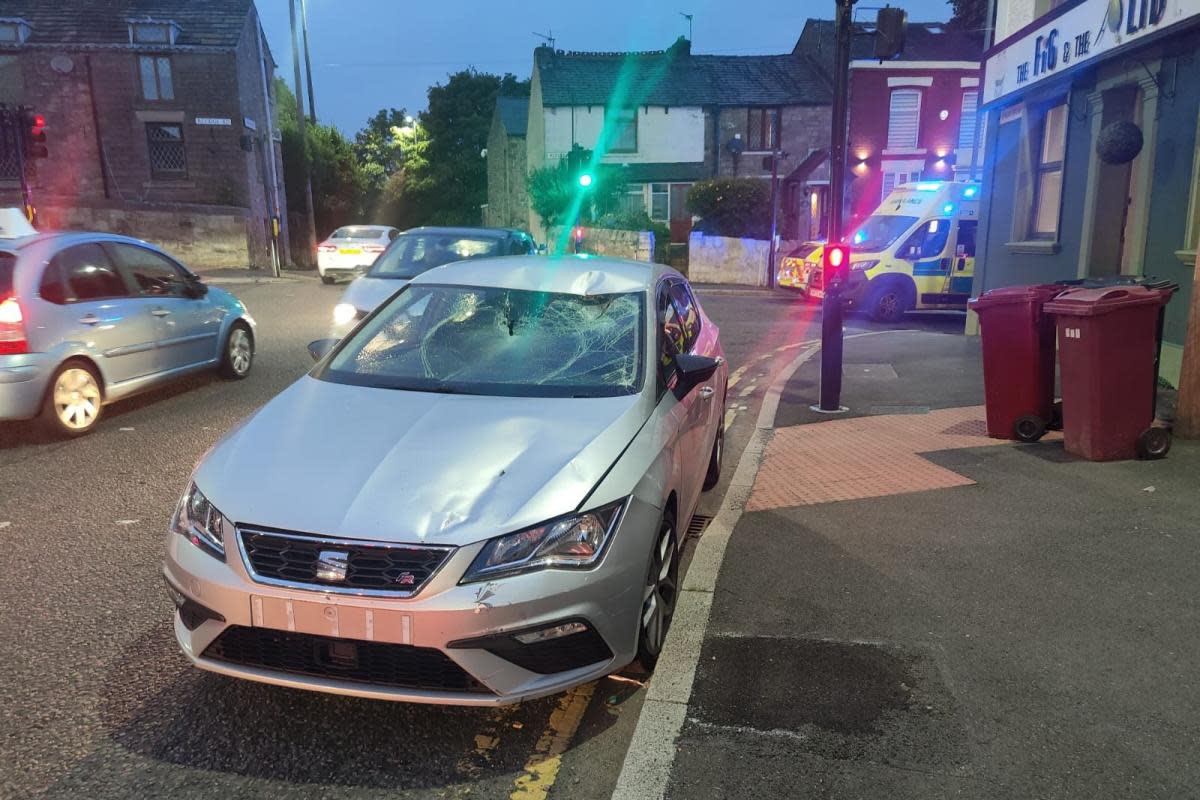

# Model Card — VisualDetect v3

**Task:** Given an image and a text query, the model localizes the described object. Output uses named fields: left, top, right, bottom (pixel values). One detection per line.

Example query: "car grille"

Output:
left=238, top=527, right=453, bottom=596
left=203, top=626, right=491, bottom=693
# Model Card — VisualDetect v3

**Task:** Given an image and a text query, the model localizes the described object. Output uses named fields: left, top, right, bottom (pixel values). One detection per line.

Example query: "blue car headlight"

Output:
left=170, top=482, right=229, bottom=560
left=461, top=500, right=627, bottom=582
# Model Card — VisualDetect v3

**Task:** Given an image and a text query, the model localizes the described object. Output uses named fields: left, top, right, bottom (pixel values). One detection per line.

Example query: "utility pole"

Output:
left=289, top=0, right=317, bottom=265
left=766, top=151, right=783, bottom=289
left=300, top=0, right=317, bottom=123
left=816, top=0, right=855, bottom=413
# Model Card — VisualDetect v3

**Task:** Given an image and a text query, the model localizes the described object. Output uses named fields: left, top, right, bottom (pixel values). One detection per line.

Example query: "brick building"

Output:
left=520, top=38, right=833, bottom=243
left=0, top=0, right=287, bottom=270
left=795, top=20, right=983, bottom=227
left=484, top=96, right=529, bottom=229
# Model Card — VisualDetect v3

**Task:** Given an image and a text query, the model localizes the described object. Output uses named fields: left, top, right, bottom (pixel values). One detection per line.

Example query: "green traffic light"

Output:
left=578, top=173, right=593, bottom=188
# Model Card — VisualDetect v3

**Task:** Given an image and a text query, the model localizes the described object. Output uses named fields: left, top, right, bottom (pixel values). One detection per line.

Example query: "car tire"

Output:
left=702, top=405, right=725, bottom=492
left=219, top=322, right=254, bottom=379
left=634, top=507, right=680, bottom=673
left=866, top=279, right=913, bottom=323
left=39, top=360, right=104, bottom=438
left=321, top=274, right=335, bottom=285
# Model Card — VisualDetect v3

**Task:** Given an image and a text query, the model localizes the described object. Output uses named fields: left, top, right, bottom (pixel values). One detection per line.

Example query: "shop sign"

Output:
left=983, top=0, right=1200, bottom=105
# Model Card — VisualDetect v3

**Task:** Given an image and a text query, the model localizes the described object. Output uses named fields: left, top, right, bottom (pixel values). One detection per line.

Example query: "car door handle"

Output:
left=699, top=386, right=715, bottom=399
left=78, top=314, right=101, bottom=325
left=151, top=308, right=172, bottom=317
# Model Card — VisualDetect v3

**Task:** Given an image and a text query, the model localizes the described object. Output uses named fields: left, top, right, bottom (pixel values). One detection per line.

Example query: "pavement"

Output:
left=613, top=329, right=1200, bottom=800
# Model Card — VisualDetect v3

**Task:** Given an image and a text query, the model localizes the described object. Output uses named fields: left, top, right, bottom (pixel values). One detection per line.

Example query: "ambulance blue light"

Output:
left=963, top=186, right=978, bottom=198
left=853, top=230, right=866, bottom=245
left=942, top=202, right=955, bottom=214
left=915, top=182, right=940, bottom=191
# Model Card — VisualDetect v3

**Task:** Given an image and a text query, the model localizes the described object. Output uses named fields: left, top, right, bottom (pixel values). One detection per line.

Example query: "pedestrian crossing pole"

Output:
left=816, top=0, right=855, bottom=414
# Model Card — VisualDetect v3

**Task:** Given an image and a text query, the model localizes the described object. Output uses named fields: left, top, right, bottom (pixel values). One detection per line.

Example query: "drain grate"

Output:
left=686, top=514, right=714, bottom=539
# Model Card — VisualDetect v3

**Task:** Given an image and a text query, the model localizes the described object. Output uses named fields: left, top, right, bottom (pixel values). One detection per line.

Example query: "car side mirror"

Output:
left=184, top=280, right=208, bottom=298
left=673, top=353, right=720, bottom=396
left=307, top=338, right=339, bottom=362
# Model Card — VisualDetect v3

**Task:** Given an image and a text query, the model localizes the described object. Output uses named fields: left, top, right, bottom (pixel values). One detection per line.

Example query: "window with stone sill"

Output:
left=747, top=108, right=780, bottom=151
left=146, top=123, right=187, bottom=179
left=139, top=55, right=174, bottom=101
left=1029, top=102, right=1067, bottom=239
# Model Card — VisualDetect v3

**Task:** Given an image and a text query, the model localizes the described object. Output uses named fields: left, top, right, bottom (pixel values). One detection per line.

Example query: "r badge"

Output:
left=316, top=550, right=350, bottom=582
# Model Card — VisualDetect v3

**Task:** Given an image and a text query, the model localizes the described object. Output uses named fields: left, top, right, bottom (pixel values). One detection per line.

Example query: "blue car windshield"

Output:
left=368, top=234, right=502, bottom=280
left=321, top=284, right=645, bottom=398
left=848, top=215, right=919, bottom=254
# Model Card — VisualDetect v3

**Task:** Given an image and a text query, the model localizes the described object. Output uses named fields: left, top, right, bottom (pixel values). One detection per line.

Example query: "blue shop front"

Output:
left=974, top=0, right=1200, bottom=384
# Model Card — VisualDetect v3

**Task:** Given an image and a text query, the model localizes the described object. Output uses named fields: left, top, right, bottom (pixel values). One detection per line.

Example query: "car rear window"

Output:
left=0, top=253, right=14, bottom=295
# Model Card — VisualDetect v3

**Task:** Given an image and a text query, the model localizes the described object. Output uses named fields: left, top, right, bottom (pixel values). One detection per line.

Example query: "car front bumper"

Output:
left=163, top=497, right=657, bottom=705
left=0, top=353, right=52, bottom=421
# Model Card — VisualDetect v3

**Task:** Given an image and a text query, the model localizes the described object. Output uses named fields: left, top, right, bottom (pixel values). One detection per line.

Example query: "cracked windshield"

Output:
left=3, top=0, right=1199, bottom=797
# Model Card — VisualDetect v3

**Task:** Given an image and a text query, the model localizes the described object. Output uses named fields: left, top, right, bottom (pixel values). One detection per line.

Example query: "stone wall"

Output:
left=35, top=204, right=266, bottom=269
left=688, top=232, right=802, bottom=286
left=546, top=226, right=654, bottom=261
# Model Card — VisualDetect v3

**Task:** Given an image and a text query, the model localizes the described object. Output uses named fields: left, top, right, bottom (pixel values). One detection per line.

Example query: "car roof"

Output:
left=0, top=231, right=159, bottom=253
left=411, top=254, right=680, bottom=295
left=400, top=226, right=514, bottom=239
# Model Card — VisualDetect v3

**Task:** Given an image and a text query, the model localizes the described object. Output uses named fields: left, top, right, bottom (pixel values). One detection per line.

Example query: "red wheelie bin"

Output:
left=1044, top=285, right=1174, bottom=460
left=969, top=284, right=1064, bottom=441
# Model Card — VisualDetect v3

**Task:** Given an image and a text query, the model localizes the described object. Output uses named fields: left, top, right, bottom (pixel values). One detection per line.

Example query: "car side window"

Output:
left=508, top=237, right=526, bottom=256
left=657, top=283, right=686, bottom=392
left=107, top=243, right=191, bottom=297
left=668, top=281, right=701, bottom=352
left=522, top=235, right=535, bottom=254
left=38, top=259, right=69, bottom=305
left=50, top=244, right=129, bottom=302
left=898, top=219, right=952, bottom=261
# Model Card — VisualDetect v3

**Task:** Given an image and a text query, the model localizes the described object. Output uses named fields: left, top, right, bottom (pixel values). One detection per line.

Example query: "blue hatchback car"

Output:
left=0, top=232, right=256, bottom=436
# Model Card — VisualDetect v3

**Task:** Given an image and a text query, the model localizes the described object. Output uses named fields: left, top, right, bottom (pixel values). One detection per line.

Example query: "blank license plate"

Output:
left=339, top=247, right=361, bottom=255
left=251, top=595, right=412, bottom=644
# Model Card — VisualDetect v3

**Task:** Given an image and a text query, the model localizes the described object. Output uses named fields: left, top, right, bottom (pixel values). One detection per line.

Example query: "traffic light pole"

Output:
left=767, top=151, right=780, bottom=289
left=816, top=0, right=855, bottom=414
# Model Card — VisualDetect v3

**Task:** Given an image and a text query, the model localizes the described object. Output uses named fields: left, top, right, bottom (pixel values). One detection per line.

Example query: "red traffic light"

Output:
left=32, top=114, right=44, bottom=130
left=822, top=243, right=851, bottom=287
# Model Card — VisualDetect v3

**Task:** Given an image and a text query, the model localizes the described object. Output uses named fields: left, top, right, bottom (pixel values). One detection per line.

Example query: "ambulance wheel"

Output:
left=865, top=280, right=913, bottom=323
left=1014, top=415, right=1046, bottom=442
left=1136, top=427, right=1171, bottom=460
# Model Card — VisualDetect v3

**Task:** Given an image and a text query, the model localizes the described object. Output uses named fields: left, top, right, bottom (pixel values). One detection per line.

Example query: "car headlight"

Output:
left=851, top=260, right=880, bottom=272
left=170, top=482, right=228, bottom=560
left=333, top=303, right=359, bottom=327
left=461, top=500, right=627, bottom=582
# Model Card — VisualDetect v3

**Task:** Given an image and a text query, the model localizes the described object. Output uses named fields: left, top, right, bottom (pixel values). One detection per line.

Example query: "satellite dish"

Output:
left=50, top=55, right=75, bottom=74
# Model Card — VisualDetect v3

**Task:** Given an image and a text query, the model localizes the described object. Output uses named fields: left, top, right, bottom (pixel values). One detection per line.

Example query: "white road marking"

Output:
left=115, top=520, right=139, bottom=526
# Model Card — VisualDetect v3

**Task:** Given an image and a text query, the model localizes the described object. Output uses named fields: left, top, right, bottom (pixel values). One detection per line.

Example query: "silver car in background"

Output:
left=332, top=227, right=536, bottom=330
left=316, top=225, right=400, bottom=284
left=0, top=232, right=255, bottom=437
left=164, top=255, right=727, bottom=705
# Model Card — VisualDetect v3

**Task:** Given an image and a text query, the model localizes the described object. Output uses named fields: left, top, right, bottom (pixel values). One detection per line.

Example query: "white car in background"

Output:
left=317, top=226, right=400, bottom=284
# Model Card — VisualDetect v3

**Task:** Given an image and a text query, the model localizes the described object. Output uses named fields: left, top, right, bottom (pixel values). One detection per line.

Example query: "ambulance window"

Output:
left=899, top=219, right=951, bottom=260
left=956, top=220, right=978, bottom=258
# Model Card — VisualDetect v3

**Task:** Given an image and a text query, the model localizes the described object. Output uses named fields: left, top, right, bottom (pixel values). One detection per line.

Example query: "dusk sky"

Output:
left=258, top=0, right=955, bottom=136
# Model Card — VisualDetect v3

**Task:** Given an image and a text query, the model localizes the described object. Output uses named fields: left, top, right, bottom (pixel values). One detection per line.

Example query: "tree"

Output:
left=946, top=0, right=987, bottom=32
left=686, top=178, right=772, bottom=239
left=395, top=69, right=530, bottom=226
left=353, top=107, right=409, bottom=217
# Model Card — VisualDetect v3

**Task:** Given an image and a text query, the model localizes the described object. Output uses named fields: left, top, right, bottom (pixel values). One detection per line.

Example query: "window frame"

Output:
left=129, top=21, right=176, bottom=45
left=145, top=121, right=188, bottom=179
left=104, top=241, right=196, bottom=298
left=897, top=218, right=952, bottom=261
left=1029, top=100, right=1068, bottom=240
left=747, top=107, right=781, bottom=152
left=137, top=54, right=174, bottom=101
left=957, top=90, right=979, bottom=151
left=607, top=107, right=638, bottom=154
left=667, top=280, right=702, bottom=352
left=887, top=88, right=923, bottom=150
left=650, top=183, right=670, bottom=223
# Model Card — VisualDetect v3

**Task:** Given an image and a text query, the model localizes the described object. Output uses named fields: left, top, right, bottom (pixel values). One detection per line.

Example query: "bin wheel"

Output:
left=1136, top=427, right=1171, bottom=460
left=1013, top=415, right=1047, bottom=442
left=1050, top=400, right=1063, bottom=431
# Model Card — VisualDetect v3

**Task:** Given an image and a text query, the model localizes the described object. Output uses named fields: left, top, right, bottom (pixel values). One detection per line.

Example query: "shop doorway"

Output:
left=1088, top=84, right=1145, bottom=278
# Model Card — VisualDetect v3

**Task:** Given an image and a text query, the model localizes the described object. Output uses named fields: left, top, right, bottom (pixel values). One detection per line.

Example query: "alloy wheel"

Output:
left=229, top=328, right=252, bottom=376
left=878, top=293, right=899, bottom=319
left=53, top=368, right=101, bottom=431
left=641, top=521, right=679, bottom=658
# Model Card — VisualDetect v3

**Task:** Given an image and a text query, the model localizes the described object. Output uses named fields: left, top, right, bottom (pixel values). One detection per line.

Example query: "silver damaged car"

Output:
left=164, top=255, right=727, bottom=705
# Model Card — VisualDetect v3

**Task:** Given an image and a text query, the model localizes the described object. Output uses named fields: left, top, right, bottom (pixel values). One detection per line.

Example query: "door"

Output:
left=946, top=219, right=977, bottom=300
left=896, top=218, right=952, bottom=306
left=666, top=280, right=712, bottom=518
left=107, top=242, right=222, bottom=370
left=43, top=243, right=160, bottom=385
left=668, top=183, right=693, bottom=243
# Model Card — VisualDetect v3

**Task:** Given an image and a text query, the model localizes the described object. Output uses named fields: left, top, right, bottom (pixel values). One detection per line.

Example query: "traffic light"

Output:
left=22, top=107, right=47, bottom=159
left=874, top=7, right=908, bottom=60
left=578, top=172, right=593, bottom=188
left=823, top=243, right=851, bottom=289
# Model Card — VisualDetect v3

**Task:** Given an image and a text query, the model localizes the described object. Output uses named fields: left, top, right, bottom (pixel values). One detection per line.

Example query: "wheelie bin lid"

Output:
left=968, top=284, right=1064, bottom=311
left=1043, top=285, right=1171, bottom=317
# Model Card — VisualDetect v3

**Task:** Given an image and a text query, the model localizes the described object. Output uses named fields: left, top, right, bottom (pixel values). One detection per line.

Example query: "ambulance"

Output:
left=778, top=181, right=979, bottom=322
